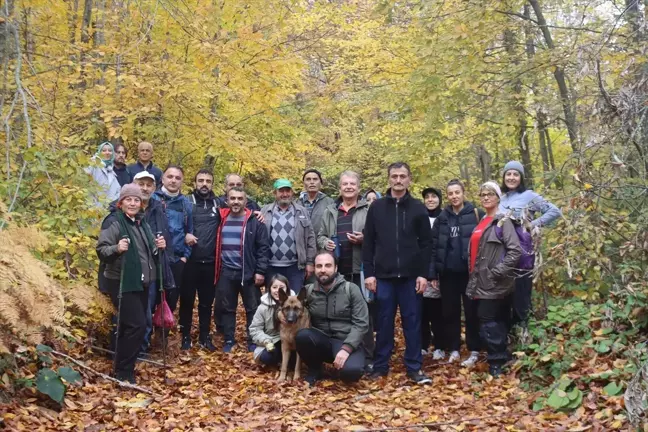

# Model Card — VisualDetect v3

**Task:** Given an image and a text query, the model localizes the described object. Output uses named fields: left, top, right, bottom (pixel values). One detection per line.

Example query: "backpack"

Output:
left=494, top=218, right=535, bottom=270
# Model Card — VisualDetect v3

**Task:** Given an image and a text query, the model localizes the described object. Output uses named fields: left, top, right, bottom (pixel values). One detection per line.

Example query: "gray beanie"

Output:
left=503, top=160, right=525, bottom=177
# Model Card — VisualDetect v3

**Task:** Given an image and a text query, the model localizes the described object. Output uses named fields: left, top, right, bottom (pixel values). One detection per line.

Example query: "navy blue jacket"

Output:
left=113, top=164, right=132, bottom=187
left=152, top=190, right=193, bottom=263
left=127, top=161, right=163, bottom=189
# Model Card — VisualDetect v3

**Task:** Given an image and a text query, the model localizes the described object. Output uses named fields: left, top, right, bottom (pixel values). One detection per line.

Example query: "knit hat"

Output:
left=119, top=183, right=143, bottom=202
left=95, top=141, right=115, bottom=168
left=503, top=160, right=525, bottom=177
left=481, top=181, right=502, bottom=199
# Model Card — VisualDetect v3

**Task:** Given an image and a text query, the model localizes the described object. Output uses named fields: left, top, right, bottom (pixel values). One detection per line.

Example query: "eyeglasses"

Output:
left=479, top=192, right=497, bottom=199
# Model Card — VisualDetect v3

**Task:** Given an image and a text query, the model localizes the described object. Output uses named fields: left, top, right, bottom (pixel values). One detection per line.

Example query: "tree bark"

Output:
left=528, top=0, right=579, bottom=153
left=67, top=0, right=79, bottom=45
left=537, top=112, right=551, bottom=187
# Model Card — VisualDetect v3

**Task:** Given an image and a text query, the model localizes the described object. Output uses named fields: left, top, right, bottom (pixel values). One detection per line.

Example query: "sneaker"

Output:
left=367, top=370, right=388, bottom=380
left=198, top=336, right=217, bottom=352
left=461, top=351, right=480, bottom=367
left=489, top=364, right=503, bottom=378
left=247, top=343, right=257, bottom=353
left=181, top=335, right=192, bottom=350
left=407, top=370, right=431, bottom=385
left=304, top=369, right=322, bottom=386
left=432, top=349, right=446, bottom=360
left=223, top=340, right=236, bottom=353
left=448, top=351, right=460, bottom=363
left=364, top=363, right=374, bottom=374
left=421, top=349, right=428, bottom=356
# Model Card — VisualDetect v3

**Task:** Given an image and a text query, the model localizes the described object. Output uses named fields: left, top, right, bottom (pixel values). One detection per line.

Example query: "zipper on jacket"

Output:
left=396, top=200, right=400, bottom=278
left=240, top=215, right=249, bottom=286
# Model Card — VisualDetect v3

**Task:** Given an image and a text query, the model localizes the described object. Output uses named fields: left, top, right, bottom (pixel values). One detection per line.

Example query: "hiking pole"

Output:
left=113, top=235, right=129, bottom=377
left=157, top=241, right=168, bottom=384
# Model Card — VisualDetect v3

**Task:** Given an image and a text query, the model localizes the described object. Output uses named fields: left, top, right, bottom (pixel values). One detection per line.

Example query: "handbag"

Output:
left=153, top=289, right=175, bottom=329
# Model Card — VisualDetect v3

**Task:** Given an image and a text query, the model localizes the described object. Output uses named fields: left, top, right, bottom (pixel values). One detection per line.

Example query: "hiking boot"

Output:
left=247, top=343, right=257, bottom=353
left=223, top=340, right=236, bottom=353
left=432, top=349, right=446, bottom=360
left=448, top=351, right=460, bottom=363
left=367, top=370, right=388, bottom=380
left=407, top=370, right=431, bottom=385
left=489, top=364, right=503, bottom=378
left=181, top=335, right=192, bottom=350
left=461, top=351, right=480, bottom=368
left=198, top=336, right=217, bottom=352
left=116, top=371, right=136, bottom=384
left=364, top=363, right=374, bottom=374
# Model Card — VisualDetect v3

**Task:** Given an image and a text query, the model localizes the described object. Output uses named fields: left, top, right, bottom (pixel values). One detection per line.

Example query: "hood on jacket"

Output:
left=443, top=200, right=477, bottom=216
left=260, top=290, right=297, bottom=306
left=363, top=189, right=382, bottom=200
left=192, top=189, right=218, bottom=205
left=299, top=190, right=327, bottom=203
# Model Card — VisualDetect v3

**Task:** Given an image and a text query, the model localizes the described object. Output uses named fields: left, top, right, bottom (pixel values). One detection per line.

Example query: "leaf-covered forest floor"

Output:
left=1, top=308, right=629, bottom=431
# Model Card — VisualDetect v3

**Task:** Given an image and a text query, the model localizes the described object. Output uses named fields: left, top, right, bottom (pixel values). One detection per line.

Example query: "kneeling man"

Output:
left=296, top=251, right=369, bottom=385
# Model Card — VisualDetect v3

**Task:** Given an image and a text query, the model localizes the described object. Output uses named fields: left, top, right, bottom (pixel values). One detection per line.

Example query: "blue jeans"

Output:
left=373, top=278, right=422, bottom=374
left=141, top=281, right=157, bottom=354
left=268, top=264, right=305, bottom=294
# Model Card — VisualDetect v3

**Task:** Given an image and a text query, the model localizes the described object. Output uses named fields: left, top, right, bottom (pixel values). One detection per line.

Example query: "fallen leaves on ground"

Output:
left=0, top=311, right=631, bottom=431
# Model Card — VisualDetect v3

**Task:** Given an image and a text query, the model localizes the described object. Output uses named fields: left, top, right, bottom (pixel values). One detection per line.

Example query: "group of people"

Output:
left=91, top=141, right=561, bottom=386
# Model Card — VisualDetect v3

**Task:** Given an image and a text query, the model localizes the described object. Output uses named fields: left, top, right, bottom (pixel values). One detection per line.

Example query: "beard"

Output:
left=198, top=187, right=211, bottom=197
left=316, top=272, right=337, bottom=286
left=278, top=198, right=292, bottom=206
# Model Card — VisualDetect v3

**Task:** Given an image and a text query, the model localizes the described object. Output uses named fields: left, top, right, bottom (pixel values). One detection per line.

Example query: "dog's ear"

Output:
left=278, top=288, right=289, bottom=304
left=297, top=288, right=308, bottom=304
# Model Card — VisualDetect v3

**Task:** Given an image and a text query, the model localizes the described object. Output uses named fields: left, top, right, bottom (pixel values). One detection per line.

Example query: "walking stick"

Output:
left=158, top=248, right=168, bottom=383
left=113, top=235, right=129, bottom=377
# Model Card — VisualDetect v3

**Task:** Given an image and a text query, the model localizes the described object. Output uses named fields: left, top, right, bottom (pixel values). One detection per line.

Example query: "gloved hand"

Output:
left=265, top=342, right=275, bottom=352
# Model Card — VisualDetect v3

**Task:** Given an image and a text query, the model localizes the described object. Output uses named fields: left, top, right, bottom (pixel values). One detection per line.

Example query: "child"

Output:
left=249, top=275, right=295, bottom=366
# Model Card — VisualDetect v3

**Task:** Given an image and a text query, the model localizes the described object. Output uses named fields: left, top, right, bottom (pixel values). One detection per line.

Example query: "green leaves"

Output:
left=546, top=379, right=583, bottom=411
left=603, top=382, right=624, bottom=396
left=57, top=367, right=82, bottom=385
left=36, top=368, right=65, bottom=404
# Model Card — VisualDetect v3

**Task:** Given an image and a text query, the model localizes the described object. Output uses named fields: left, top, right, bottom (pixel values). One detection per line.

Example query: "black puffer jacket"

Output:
left=189, top=190, right=221, bottom=263
left=430, top=201, right=484, bottom=278
left=362, top=190, right=433, bottom=279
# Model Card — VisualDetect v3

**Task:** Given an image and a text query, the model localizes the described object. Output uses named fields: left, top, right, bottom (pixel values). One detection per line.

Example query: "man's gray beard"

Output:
left=278, top=198, right=292, bottom=206
left=316, top=272, right=337, bottom=286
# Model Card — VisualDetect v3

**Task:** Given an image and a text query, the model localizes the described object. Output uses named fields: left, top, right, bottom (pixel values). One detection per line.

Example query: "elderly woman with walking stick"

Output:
left=97, top=184, right=165, bottom=384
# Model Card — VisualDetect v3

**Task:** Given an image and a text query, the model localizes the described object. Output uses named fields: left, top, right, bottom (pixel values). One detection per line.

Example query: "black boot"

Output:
left=198, top=335, right=216, bottom=352
left=181, top=335, right=192, bottom=350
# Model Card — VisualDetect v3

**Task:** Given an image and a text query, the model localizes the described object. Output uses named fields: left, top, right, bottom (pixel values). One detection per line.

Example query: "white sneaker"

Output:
left=432, top=349, right=445, bottom=360
left=421, top=349, right=428, bottom=356
left=461, top=351, right=479, bottom=367
left=448, top=351, right=460, bottom=363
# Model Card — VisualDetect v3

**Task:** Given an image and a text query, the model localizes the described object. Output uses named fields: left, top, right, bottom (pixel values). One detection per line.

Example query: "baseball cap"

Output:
left=273, top=179, right=293, bottom=190
left=133, top=171, right=155, bottom=182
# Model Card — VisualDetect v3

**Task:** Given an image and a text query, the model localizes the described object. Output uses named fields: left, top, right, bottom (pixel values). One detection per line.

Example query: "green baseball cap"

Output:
left=273, top=179, right=293, bottom=190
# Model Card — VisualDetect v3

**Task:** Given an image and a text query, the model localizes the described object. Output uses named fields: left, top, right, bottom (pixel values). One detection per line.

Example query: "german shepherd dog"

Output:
left=276, top=289, right=310, bottom=381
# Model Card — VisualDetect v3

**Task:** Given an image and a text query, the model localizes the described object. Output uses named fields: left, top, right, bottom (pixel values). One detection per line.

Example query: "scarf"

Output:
left=161, top=186, right=180, bottom=198
left=116, top=211, right=156, bottom=293
left=428, top=207, right=442, bottom=218
left=95, top=141, right=115, bottom=168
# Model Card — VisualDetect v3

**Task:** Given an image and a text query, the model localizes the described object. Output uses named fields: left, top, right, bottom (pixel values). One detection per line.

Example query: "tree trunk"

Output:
left=537, top=112, right=551, bottom=187
left=475, top=144, right=492, bottom=183
left=545, top=128, right=556, bottom=170
left=80, top=0, right=93, bottom=45
left=528, top=0, right=579, bottom=153
left=67, top=0, right=80, bottom=45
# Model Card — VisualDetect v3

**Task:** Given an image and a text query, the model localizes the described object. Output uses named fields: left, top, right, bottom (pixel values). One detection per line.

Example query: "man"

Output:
left=317, top=171, right=374, bottom=369
left=152, top=166, right=193, bottom=319
left=215, top=187, right=269, bottom=353
left=362, top=162, right=433, bottom=384
left=260, top=179, right=316, bottom=294
left=127, top=141, right=163, bottom=188
left=296, top=252, right=369, bottom=386
left=179, top=169, right=221, bottom=351
left=132, top=171, right=175, bottom=353
left=298, top=169, right=335, bottom=238
left=216, top=174, right=261, bottom=211
left=113, top=143, right=132, bottom=186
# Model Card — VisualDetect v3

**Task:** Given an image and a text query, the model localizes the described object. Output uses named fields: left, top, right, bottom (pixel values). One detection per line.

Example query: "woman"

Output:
left=499, top=161, right=561, bottom=338
left=85, top=141, right=121, bottom=206
left=420, top=187, right=444, bottom=358
left=97, top=184, right=165, bottom=384
left=363, top=189, right=381, bottom=206
left=467, top=181, right=522, bottom=377
left=430, top=179, right=483, bottom=366
left=249, top=275, right=295, bottom=367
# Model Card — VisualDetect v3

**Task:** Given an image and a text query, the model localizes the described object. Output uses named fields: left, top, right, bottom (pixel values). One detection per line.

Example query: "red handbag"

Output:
left=152, top=290, right=175, bottom=329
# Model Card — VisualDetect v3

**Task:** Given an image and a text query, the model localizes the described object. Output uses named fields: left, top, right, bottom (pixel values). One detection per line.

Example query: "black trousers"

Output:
left=107, top=279, right=148, bottom=376
left=179, top=261, right=216, bottom=338
left=257, top=341, right=297, bottom=367
left=477, top=298, right=510, bottom=366
left=343, top=273, right=375, bottom=365
left=511, top=273, right=533, bottom=327
left=216, top=266, right=260, bottom=344
left=440, top=271, right=480, bottom=352
left=421, top=297, right=445, bottom=351
left=295, top=328, right=364, bottom=383
left=166, top=260, right=186, bottom=313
